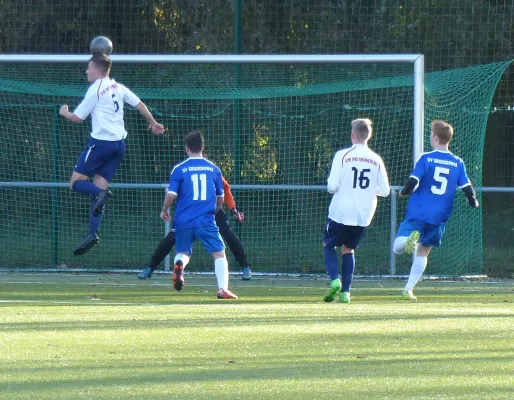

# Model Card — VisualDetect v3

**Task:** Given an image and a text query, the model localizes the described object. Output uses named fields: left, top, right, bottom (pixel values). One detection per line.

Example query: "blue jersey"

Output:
left=168, top=157, right=224, bottom=229
left=406, top=150, right=471, bottom=225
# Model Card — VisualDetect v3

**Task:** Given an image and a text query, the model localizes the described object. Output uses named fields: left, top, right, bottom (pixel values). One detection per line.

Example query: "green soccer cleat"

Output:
left=402, top=289, right=417, bottom=300
left=405, top=230, right=420, bottom=254
left=340, top=291, right=351, bottom=304
left=323, top=279, right=341, bottom=302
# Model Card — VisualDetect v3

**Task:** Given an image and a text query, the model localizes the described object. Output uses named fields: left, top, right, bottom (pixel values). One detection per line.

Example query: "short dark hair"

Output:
left=89, top=54, right=112, bottom=75
left=184, top=130, right=204, bottom=153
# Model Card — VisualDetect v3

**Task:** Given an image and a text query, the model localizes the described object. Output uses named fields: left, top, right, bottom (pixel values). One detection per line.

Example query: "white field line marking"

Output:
left=1, top=281, right=325, bottom=289
left=2, top=279, right=511, bottom=292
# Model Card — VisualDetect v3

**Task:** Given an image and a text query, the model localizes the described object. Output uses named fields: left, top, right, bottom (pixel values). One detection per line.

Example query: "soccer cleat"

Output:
left=217, top=288, right=238, bottom=299
left=340, top=291, right=351, bottom=304
left=323, top=279, right=342, bottom=302
left=73, top=233, right=99, bottom=256
left=242, top=265, right=252, bottom=281
left=405, top=230, right=420, bottom=254
left=172, top=260, right=184, bottom=291
left=402, top=289, right=417, bottom=300
left=92, top=189, right=112, bottom=216
left=137, top=266, right=153, bottom=280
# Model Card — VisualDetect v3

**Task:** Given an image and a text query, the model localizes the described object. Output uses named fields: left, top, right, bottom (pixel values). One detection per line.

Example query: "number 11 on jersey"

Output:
left=191, top=173, right=207, bottom=200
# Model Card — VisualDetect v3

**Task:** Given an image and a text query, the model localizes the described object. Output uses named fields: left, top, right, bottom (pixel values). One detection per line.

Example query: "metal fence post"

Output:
left=51, top=105, right=60, bottom=267
left=164, top=185, right=171, bottom=272
left=390, top=188, right=398, bottom=275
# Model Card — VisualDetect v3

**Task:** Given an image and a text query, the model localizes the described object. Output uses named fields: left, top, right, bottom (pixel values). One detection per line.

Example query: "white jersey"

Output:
left=74, top=77, right=141, bottom=141
left=327, top=144, right=390, bottom=227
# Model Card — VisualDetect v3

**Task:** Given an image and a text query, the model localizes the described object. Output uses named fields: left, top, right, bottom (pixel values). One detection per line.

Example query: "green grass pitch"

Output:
left=0, top=273, right=512, bottom=400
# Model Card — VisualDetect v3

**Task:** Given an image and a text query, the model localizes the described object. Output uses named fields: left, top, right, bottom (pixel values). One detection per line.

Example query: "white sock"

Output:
left=404, top=256, right=428, bottom=291
left=393, top=237, right=408, bottom=254
left=214, top=258, right=229, bottom=290
left=174, top=253, right=190, bottom=268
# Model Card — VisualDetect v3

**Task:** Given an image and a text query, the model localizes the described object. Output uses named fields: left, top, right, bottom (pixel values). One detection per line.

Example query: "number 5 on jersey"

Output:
left=431, top=166, right=449, bottom=195
left=191, top=173, right=207, bottom=200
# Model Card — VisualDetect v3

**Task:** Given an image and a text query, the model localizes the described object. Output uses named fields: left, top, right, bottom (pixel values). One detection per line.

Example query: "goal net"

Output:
left=0, top=56, right=508, bottom=275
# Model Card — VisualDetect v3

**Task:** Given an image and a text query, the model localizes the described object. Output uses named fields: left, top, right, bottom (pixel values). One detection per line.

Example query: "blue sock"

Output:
left=72, top=180, right=102, bottom=197
left=88, top=202, right=104, bottom=234
left=323, top=246, right=339, bottom=281
left=342, top=253, right=355, bottom=292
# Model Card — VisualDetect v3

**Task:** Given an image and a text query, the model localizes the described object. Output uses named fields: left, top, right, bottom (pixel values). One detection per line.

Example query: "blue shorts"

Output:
left=175, top=223, right=225, bottom=255
left=396, top=219, right=446, bottom=248
left=323, top=219, right=367, bottom=250
left=74, top=138, right=125, bottom=182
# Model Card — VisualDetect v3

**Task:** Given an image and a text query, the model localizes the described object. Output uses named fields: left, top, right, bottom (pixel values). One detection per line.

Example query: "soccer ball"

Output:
left=90, top=36, right=113, bottom=56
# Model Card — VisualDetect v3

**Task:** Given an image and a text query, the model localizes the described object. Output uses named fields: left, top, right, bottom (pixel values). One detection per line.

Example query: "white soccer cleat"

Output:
left=217, top=288, right=238, bottom=299
left=402, top=289, right=417, bottom=300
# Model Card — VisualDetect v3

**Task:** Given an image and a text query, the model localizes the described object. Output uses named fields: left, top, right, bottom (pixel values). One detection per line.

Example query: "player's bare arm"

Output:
left=59, top=105, right=84, bottom=124
left=160, top=193, right=177, bottom=221
left=215, top=196, right=224, bottom=213
left=135, top=102, right=165, bottom=135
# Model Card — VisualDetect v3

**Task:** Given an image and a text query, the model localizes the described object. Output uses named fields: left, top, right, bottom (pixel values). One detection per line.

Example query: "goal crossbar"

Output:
left=0, top=54, right=422, bottom=64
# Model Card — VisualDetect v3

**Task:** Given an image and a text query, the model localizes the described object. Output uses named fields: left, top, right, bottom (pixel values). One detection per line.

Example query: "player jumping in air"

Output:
left=60, top=54, right=164, bottom=255
left=160, top=130, right=238, bottom=299
left=324, top=119, right=390, bottom=303
left=394, top=120, right=479, bottom=300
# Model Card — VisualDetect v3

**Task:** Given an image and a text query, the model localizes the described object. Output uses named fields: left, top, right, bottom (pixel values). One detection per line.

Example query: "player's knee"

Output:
left=212, top=250, right=226, bottom=260
left=341, top=245, right=354, bottom=254
left=393, top=237, right=408, bottom=254
left=416, top=244, right=431, bottom=257
left=70, top=176, right=87, bottom=191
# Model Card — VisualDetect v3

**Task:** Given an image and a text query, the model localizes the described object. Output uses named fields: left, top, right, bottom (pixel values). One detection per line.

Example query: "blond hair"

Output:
left=431, top=120, right=454, bottom=145
left=351, top=118, right=373, bottom=141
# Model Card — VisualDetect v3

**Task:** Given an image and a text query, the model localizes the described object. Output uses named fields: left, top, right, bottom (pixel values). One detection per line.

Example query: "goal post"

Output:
left=0, top=54, right=507, bottom=276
